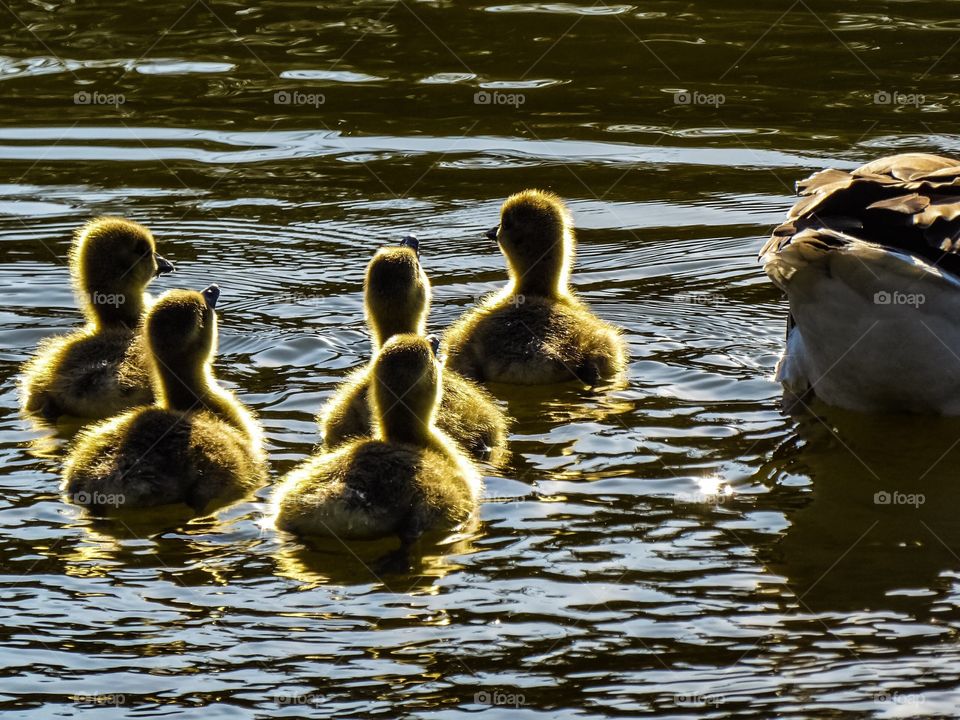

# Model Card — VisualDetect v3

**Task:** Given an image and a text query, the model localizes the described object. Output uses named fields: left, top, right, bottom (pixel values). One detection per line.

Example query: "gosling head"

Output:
left=71, top=217, right=174, bottom=328
left=488, top=190, right=574, bottom=297
left=364, top=236, right=431, bottom=350
left=144, top=285, right=219, bottom=411
left=370, top=333, right=442, bottom=446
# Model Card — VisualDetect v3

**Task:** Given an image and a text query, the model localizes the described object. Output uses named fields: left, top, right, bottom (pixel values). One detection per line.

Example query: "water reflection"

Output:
left=273, top=525, right=479, bottom=589
left=768, top=405, right=960, bottom=615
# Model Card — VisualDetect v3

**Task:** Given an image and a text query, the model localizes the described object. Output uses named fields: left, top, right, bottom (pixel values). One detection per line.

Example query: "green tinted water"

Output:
left=2, top=1, right=960, bottom=717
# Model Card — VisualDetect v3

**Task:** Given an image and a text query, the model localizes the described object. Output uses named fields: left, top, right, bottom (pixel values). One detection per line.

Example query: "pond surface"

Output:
left=2, top=1, right=960, bottom=717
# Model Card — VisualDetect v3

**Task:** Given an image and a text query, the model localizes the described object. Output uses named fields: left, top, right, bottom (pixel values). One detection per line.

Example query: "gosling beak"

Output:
left=426, top=333, right=441, bottom=358
left=202, top=284, right=220, bottom=310
left=400, top=234, right=420, bottom=257
left=155, top=254, right=175, bottom=277
left=485, top=225, right=499, bottom=242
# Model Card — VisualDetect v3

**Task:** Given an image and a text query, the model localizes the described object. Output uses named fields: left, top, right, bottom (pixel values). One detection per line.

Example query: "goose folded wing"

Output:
left=763, top=153, right=960, bottom=274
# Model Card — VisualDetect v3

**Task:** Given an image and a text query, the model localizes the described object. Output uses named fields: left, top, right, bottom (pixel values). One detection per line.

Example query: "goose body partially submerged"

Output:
left=761, top=153, right=960, bottom=414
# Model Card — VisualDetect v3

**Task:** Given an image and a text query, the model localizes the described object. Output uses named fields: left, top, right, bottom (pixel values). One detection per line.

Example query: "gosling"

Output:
left=62, top=286, right=265, bottom=514
left=273, top=333, right=481, bottom=546
left=444, top=190, right=627, bottom=385
left=20, top=217, right=174, bottom=422
left=319, top=237, right=508, bottom=459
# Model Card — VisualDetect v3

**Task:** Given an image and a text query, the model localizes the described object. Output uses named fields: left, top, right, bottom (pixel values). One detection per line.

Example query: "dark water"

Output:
left=2, top=1, right=960, bottom=717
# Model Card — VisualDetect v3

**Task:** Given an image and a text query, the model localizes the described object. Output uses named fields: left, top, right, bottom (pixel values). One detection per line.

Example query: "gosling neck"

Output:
left=507, top=259, right=570, bottom=299
left=151, top=354, right=212, bottom=413
left=370, top=313, right=425, bottom=352
left=152, top=355, right=248, bottom=438
left=505, top=232, right=573, bottom=299
left=82, top=284, right=146, bottom=330
left=376, top=395, right=436, bottom=448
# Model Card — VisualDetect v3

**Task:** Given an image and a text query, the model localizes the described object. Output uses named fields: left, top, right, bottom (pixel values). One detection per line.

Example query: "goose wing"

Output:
left=761, top=153, right=960, bottom=277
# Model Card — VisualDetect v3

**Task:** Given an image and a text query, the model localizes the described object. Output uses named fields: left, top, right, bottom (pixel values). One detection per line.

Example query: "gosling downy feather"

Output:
left=20, top=217, right=174, bottom=422
left=319, top=238, right=508, bottom=459
left=443, top=189, right=627, bottom=385
left=761, top=152, right=960, bottom=414
left=62, top=286, right=265, bottom=514
left=274, top=333, right=481, bottom=545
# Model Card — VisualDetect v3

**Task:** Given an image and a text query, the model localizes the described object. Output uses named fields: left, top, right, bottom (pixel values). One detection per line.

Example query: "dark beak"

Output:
left=485, top=225, right=499, bottom=242
left=400, top=234, right=420, bottom=257
left=426, top=333, right=441, bottom=358
left=155, top=254, right=175, bottom=277
left=202, top=284, right=220, bottom=310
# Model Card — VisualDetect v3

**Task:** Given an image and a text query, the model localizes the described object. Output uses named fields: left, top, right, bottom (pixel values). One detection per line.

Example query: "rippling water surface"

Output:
left=2, top=1, right=960, bottom=717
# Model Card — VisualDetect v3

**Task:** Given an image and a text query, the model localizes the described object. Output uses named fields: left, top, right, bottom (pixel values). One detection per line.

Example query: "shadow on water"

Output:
left=765, top=403, right=960, bottom=616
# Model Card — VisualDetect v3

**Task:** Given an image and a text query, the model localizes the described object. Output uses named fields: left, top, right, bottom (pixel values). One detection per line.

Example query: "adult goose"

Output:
left=761, top=153, right=960, bottom=414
